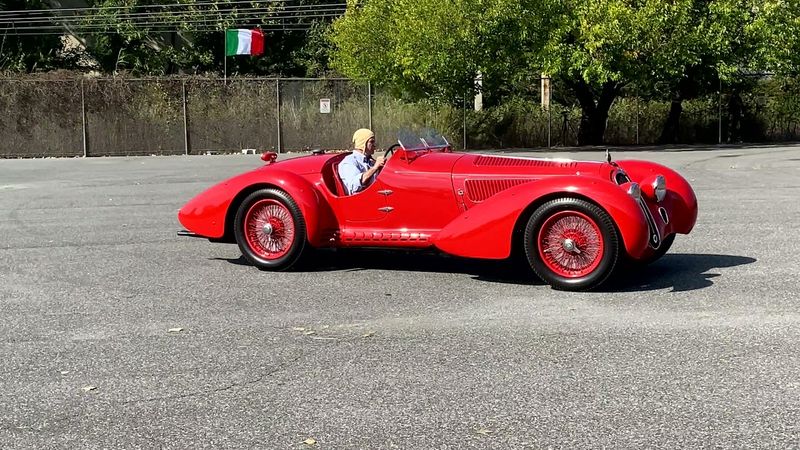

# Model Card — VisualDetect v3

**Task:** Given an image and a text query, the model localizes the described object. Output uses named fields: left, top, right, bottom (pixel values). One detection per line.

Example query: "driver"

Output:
left=338, top=128, right=385, bottom=195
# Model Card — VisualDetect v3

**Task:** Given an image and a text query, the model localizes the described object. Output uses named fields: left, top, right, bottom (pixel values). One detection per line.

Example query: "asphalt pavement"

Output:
left=1, top=145, right=799, bottom=448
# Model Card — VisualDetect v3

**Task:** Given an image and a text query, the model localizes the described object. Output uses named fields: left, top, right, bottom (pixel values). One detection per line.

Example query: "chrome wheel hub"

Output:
left=262, top=223, right=274, bottom=235
left=562, top=238, right=577, bottom=253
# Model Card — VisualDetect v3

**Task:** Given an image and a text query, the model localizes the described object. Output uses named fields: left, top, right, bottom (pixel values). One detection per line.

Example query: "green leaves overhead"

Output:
left=330, top=0, right=799, bottom=97
left=329, top=0, right=798, bottom=143
left=757, top=0, right=800, bottom=75
left=331, top=0, right=532, bottom=100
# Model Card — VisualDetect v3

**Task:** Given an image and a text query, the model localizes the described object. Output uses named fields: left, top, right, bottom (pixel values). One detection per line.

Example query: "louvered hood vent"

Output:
left=473, top=155, right=577, bottom=168
left=465, top=179, right=534, bottom=202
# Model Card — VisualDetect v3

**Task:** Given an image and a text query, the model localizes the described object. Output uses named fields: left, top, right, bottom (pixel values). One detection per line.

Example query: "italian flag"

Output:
left=225, top=29, right=264, bottom=56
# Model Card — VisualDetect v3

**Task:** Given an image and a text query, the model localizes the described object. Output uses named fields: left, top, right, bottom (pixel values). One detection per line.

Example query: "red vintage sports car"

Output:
left=178, top=134, right=697, bottom=291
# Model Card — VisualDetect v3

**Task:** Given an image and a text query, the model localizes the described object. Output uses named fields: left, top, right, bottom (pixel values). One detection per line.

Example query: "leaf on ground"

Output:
left=292, top=327, right=306, bottom=332
left=303, top=330, right=316, bottom=336
left=82, top=386, right=97, bottom=392
left=303, top=437, right=317, bottom=446
left=60, top=371, right=69, bottom=375
left=168, top=328, right=184, bottom=333
left=362, top=331, right=375, bottom=338
left=476, top=428, right=493, bottom=435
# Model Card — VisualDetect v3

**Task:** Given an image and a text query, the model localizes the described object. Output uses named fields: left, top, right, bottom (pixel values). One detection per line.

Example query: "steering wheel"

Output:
left=384, top=143, right=402, bottom=160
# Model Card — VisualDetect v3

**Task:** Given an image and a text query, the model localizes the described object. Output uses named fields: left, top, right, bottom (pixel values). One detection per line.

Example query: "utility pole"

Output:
left=474, top=72, right=482, bottom=111
left=541, top=74, right=551, bottom=109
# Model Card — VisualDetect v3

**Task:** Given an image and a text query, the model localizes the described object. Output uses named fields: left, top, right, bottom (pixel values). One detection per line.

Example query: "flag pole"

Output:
left=223, top=30, right=227, bottom=86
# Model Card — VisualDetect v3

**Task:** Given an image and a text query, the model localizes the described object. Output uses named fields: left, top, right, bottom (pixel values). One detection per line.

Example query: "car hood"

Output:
left=452, top=153, right=614, bottom=181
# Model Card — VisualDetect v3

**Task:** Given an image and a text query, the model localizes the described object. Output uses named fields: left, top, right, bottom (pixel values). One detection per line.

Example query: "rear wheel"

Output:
left=524, top=198, right=619, bottom=291
left=234, top=188, right=306, bottom=271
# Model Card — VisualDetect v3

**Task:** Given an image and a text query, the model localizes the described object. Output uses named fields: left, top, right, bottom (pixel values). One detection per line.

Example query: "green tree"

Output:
left=330, top=0, right=535, bottom=102
left=653, top=0, right=793, bottom=143
left=0, top=0, right=81, bottom=72
left=78, top=0, right=342, bottom=76
left=539, top=0, right=707, bottom=144
left=330, top=0, right=795, bottom=145
left=760, top=0, right=800, bottom=74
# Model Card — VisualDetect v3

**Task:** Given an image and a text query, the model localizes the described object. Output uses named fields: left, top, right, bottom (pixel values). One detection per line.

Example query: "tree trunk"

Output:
left=570, top=79, right=619, bottom=146
left=658, top=97, right=683, bottom=144
left=658, top=75, right=696, bottom=144
left=727, top=89, right=744, bottom=143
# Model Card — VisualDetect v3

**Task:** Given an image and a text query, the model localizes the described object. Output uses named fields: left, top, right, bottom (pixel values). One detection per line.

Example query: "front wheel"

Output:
left=234, top=188, right=306, bottom=271
left=524, top=198, right=620, bottom=291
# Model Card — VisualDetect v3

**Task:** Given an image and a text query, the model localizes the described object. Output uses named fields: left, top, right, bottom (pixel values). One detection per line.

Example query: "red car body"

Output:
left=179, top=141, right=697, bottom=290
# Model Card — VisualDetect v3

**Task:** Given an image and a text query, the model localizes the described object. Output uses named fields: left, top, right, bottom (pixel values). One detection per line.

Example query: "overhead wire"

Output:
left=0, top=0, right=331, bottom=16
left=0, top=2, right=347, bottom=35
left=0, top=3, right=346, bottom=23
left=0, top=9, right=346, bottom=27
left=3, top=26, right=316, bottom=35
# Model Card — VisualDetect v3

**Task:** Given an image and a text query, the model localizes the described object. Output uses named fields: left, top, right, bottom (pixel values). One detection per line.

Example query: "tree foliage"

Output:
left=1, top=0, right=342, bottom=76
left=80, top=0, right=341, bottom=76
left=330, top=0, right=536, bottom=102
left=759, top=0, right=800, bottom=75
left=330, top=0, right=799, bottom=144
left=0, top=0, right=82, bottom=72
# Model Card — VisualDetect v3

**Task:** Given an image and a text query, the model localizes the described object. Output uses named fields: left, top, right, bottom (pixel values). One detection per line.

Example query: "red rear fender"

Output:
left=178, top=168, right=329, bottom=244
left=433, top=176, right=650, bottom=260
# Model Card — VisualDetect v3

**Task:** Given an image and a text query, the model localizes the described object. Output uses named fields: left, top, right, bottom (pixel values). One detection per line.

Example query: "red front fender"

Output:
left=178, top=167, right=326, bottom=243
left=433, top=176, right=650, bottom=260
left=616, top=160, right=698, bottom=234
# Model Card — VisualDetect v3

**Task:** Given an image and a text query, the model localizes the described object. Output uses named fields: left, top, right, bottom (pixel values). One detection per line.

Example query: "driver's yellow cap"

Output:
left=352, top=128, right=374, bottom=151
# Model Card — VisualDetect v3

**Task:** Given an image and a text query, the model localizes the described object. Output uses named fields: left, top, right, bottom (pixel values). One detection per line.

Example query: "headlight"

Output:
left=626, top=182, right=641, bottom=199
left=641, top=175, right=667, bottom=202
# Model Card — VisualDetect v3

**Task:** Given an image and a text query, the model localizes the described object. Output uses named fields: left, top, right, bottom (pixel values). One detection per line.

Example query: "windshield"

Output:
left=396, top=128, right=450, bottom=151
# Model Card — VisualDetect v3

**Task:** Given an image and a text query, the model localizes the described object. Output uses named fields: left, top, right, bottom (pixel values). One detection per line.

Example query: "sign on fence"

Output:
left=319, top=98, right=331, bottom=114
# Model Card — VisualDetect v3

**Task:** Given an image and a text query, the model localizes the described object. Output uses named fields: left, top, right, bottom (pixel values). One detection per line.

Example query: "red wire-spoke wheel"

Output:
left=234, top=188, right=306, bottom=271
left=524, top=198, right=619, bottom=291
left=244, top=199, right=295, bottom=260
left=537, top=210, right=604, bottom=278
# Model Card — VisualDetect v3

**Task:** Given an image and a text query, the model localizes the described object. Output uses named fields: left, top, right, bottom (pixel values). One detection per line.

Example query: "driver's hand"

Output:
left=375, top=155, right=386, bottom=167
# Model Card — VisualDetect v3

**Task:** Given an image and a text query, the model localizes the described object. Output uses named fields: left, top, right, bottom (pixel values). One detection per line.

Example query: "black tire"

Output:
left=234, top=188, right=306, bottom=271
left=523, top=198, right=620, bottom=291
left=640, top=233, right=675, bottom=265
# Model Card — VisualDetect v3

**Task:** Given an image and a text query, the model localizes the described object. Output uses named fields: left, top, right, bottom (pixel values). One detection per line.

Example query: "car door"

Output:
left=377, top=153, right=462, bottom=232
left=335, top=178, right=389, bottom=224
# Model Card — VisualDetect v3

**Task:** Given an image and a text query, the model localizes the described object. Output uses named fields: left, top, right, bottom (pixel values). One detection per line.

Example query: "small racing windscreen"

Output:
left=396, top=128, right=450, bottom=151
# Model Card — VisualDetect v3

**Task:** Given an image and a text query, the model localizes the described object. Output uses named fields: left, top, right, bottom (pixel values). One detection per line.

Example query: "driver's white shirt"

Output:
left=338, top=151, right=376, bottom=195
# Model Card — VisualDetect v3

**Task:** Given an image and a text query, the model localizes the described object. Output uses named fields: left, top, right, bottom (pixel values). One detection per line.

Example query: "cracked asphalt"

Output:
left=1, top=144, right=799, bottom=449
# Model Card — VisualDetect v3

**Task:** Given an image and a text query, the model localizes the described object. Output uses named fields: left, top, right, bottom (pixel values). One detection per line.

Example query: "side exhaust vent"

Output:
left=473, top=156, right=576, bottom=168
left=465, top=179, right=534, bottom=202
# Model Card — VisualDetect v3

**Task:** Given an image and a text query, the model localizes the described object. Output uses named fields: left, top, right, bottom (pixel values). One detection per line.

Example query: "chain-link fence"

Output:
left=187, top=78, right=279, bottom=154
left=0, top=79, right=83, bottom=157
left=1, top=75, right=799, bottom=158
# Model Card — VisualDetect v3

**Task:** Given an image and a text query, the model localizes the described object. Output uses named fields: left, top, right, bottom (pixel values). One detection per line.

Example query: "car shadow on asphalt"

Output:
left=601, top=253, right=757, bottom=292
left=217, top=250, right=756, bottom=292
left=218, top=248, right=542, bottom=285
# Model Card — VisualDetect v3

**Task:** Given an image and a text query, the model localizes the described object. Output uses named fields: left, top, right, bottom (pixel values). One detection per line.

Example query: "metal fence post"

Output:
left=182, top=79, right=189, bottom=155
left=463, top=92, right=467, bottom=150
left=80, top=79, right=87, bottom=157
left=276, top=78, right=282, bottom=153
left=636, top=87, right=640, bottom=145
left=547, top=78, right=552, bottom=148
left=368, top=81, right=373, bottom=131
left=718, top=79, right=723, bottom=144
